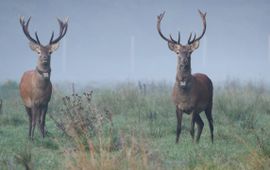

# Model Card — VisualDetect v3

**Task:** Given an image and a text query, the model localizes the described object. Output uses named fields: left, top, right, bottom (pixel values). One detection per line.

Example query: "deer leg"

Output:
left=40, top=105, right=48, bottom=138
left=190, top=112, right=196, bottom=142
left=25, top=106, right=32, bottom=139
left=175, top=107, right=183, bottom=144
left=30, top=107, right=38, bottom=140
left=195, top=114, right=204, bottom=143
left=37, top=107, right=44, bottom=138
left=205, top=106, right=214, bottom=143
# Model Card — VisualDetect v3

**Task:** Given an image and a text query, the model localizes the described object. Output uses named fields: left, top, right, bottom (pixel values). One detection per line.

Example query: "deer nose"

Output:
left=41, top=56, right=49, bottom=63
left=42, top=55, right=49, bottom=60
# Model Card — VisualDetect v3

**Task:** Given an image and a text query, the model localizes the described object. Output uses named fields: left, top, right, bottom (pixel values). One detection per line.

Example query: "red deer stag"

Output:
left=157, top=10, right=213, bottom=143
left=19, top=16, right=68, bottom=140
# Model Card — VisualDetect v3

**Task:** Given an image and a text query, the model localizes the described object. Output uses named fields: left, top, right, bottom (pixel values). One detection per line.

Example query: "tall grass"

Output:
left=214, top=80, right=270, bottom=129
left=0, top=80, right=270, bottom=169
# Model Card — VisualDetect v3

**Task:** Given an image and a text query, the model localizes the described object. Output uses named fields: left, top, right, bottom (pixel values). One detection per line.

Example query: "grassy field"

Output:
left=0, top=80, right=270, bottom=170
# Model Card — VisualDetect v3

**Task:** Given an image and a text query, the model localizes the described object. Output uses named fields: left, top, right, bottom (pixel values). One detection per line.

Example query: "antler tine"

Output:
left=188, top=32, right=197, bottom=44
left=49, top=17, right=68, bottom=44
left=49, top=31, right=54, bottom=43
left=188, top=32, right=192, bottom=44
left=19, top=16, right=24, bottom=26
left=188, top=10, right=207, bottom=44
left=58, top=18, right=68, bottom=34
left=177, top=31, right=181, bottom=44
left=20, top=16, right=40, bottom=44
left=170, top=34, right=178, bottom=44
left=35, top=32, right=40, bottom=44
left=192, top=33, right=197, bottom=43
left=157, top=11, right=176, bottom=44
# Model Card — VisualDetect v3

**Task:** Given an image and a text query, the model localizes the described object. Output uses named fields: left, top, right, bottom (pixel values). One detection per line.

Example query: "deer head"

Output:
left=157, top=10, right=206, bottom=88
left=20, top=16, right=68, bottom=78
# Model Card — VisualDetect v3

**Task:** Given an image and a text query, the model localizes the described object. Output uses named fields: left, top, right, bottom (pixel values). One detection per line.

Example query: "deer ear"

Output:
left=29, top=42, right=41, bottom=53
left=190, top=40, right=200, bottom=51
left=49, top=43, right=60, bottom=53
left=168, top=42, right=176, bottom=51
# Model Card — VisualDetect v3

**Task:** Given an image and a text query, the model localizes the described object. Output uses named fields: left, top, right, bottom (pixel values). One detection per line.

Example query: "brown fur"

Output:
left=173, top=73, right=213, bottom=143
left=157, top=10, right=214, bottom=143
left=172, top=73, right=213, bottom=114
left=20, top=70, right=52, bottom=139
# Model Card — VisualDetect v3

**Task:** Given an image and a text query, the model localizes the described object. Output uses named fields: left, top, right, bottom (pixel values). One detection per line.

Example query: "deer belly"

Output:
left=32, top=97, right=50, bottom=106
left=175, top=96, right=195, bottom=113
left=177, top=100, right=208, bottom=114
left=31, top=89, right=52, bottom=107
left=177, top=102, right=194, bottom=114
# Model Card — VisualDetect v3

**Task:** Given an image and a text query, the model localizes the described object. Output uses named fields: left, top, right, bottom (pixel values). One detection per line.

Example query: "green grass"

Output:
left=0, top=80, right=270, bottom=169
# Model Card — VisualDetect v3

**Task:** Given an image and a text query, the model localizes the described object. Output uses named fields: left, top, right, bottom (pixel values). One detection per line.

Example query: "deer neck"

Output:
left=35, top=63, right=51, bottom=83
left=176, top=60, right=192, bottom=90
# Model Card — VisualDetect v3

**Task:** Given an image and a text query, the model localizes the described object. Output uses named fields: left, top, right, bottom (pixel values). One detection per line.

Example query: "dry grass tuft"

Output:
left=50, top=91, right=162, bottom=170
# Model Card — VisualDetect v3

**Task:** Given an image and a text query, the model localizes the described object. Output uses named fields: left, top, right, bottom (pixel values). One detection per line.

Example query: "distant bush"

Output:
left=0, top=80, right=19, bottom=100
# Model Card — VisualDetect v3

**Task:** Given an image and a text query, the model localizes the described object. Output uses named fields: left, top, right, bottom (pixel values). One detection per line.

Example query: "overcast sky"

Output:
left=0, top=0, right=270, bottom=84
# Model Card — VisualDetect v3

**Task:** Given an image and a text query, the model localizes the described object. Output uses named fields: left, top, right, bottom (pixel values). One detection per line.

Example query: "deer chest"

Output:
left=172, top=87, right=196, bottom=113
left=31, top=84, right=52, bottom=106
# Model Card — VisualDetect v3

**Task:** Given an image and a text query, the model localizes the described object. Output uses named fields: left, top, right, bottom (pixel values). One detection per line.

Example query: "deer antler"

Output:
left=157, top=12, right=181, bottom=45
left=20, top=16, right=41, bottom=45
left=188, top=10, right=207, bottom=45
left=49, top=17, right=68, bottom=45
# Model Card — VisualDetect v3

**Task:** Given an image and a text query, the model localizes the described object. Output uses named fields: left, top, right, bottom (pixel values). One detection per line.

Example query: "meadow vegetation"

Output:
left=0, top=80, right=270, bottom=170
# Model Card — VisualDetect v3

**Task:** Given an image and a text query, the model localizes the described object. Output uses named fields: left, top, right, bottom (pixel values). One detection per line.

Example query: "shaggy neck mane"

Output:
left=36, top=63, right=51, bottom=81
left=176, top=59, right=192, bottom=89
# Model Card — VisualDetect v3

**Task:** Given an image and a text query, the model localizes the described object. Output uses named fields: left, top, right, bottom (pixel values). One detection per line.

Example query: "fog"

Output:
left=0, top=0, right=270, bottom=84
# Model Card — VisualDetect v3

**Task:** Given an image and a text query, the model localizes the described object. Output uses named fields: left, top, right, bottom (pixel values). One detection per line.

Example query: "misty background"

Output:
left=0, top=0, right=270, bottom=84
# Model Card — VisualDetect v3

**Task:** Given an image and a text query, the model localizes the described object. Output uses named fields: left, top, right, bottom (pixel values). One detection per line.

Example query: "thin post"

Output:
left=0, top=99, right=2, bottom=115
left=130, top=36, right=135, bottom=79
left=72, top=82, right=75, bottom=95
left=202, top=35, right=207, bottom=67
left=268, top=35, right=270, bottom=63
left=62, top=36, right=67, bottom=76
